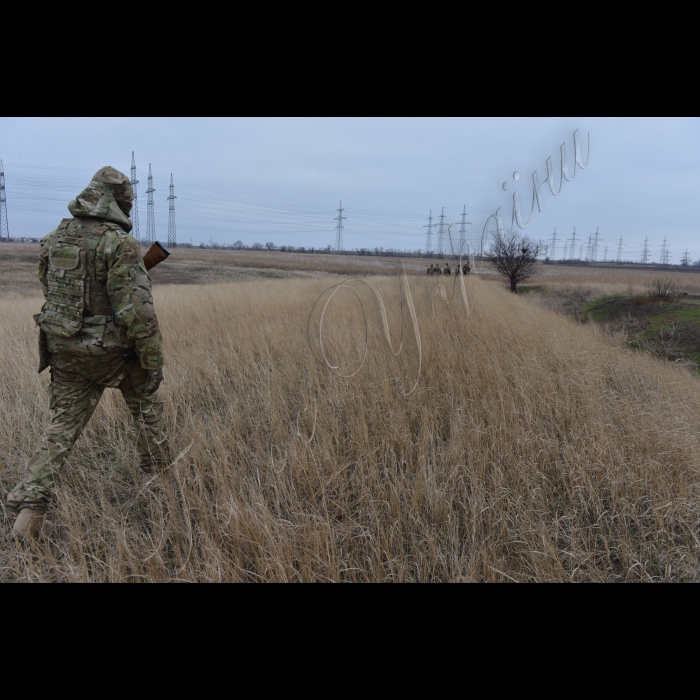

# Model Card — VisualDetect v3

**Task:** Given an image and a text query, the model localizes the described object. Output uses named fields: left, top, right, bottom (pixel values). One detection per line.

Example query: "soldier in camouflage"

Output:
left=8, top=166, right=171, bottom=539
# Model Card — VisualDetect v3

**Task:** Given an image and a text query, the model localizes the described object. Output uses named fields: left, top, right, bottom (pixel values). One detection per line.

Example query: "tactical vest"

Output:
left=37, top=218, right=120, bottom=337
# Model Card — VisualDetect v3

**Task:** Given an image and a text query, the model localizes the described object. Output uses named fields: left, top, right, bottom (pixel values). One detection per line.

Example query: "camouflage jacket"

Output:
left=37, top=171, right=164, bottom=372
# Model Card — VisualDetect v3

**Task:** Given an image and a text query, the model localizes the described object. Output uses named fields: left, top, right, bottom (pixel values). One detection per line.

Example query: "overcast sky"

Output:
left=1, top=117, right=697, bottom=262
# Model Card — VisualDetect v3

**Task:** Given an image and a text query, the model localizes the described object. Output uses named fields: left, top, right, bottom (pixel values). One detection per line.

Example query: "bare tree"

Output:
left=645, top=276, right=681, bottom=302
left=486, top=231, right=544, bottom=293
left=265, top=242, right=276, bottom=251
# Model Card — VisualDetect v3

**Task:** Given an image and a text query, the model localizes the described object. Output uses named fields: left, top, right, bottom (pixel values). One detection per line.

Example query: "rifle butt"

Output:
left=143, top=241, right=171, bottom=271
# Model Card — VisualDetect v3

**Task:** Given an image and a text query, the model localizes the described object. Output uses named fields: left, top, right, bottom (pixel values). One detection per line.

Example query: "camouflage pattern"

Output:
left=7, top=167, right=170, bottom=513
left=66, top=165, right=134, bottom=230
left=36, top=166, right=163, bottom=372
left=7, top=361, right=170, bottom=512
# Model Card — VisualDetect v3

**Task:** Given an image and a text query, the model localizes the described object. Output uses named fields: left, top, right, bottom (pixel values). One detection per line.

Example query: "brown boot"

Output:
left=12, top=507, right=49, bottom=541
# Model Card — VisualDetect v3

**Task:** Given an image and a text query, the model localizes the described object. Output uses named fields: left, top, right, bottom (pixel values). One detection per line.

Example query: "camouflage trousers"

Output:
left=7, top=355, right=170, bottom=513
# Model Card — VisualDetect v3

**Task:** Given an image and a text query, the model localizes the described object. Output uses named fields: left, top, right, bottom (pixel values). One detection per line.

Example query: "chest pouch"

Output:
left=38, top=244, right=87, bottom=337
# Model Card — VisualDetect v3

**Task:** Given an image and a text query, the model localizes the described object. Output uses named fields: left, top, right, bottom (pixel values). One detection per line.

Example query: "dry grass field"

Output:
left=0, top=245, right=466, bottom=295
left=2, top=244, right=700, bottom=582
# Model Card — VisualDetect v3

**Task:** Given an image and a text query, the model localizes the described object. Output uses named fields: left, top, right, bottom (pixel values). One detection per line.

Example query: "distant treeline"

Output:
left=178, top=240, right=479, bottom=260
left=544, top=258, right=700, bottom=272
left=7, top=238, right=699, bottom=271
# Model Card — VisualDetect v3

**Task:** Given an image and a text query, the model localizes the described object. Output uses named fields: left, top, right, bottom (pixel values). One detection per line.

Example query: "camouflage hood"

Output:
left=68, top=166, right=134, bottom=232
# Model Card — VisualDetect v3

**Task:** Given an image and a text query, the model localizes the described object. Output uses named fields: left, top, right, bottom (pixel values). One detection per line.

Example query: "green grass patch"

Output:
left=581, top=294, right=700, bottom=370
left=648, top=307, right=700, bottom=330
left=516, top=285, right=541, bottom=295
left=581, top=295, right=627, bottom=321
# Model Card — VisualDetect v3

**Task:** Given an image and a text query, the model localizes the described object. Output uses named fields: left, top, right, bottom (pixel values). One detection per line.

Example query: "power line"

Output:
left=334, top=200, right=346, bottom=251
left=4, top=159, right=696, bottom=258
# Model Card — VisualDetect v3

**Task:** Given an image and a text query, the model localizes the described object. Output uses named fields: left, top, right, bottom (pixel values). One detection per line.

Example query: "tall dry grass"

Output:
left=529, top=265, right=700, bottom=297
left=2, top=271, right=700, bottom=581
left=498, top=265, right=700, bottom=321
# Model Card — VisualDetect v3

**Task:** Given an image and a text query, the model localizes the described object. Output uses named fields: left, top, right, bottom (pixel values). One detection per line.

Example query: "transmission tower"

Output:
left=591, top=227, right=600, bottom=262
left=436, top=207, right=448, bottom=256
left=640, top=237, right=650, bottom=264
left=681, top=249, right=691, bottom=266
left=457, top=206, right=471, bottom=256
left=424, top=210, right=435, bottom=254
left=659, top=236, right=670, bottom=265
left=549, top=227, right=557, bottom=260
left=334, top=200, right=346, bottom=251
left=563, top=242, right=569, bottom=260
left=603, top=245, right=608, bottom=263
left=569, top=227, right=578, bottom=260
left=167, top=174, right=177, bottom=248
left=580, top=243, right=584, bottom=259
left=145, top=164, right=156, bottom=247
left=0, top=160, right=8, bottom=242
left=585, top=235, right=592, bottom=261
left=616, top=236, right=624, bottom=263
left=130, top=152, right=140, bottom=243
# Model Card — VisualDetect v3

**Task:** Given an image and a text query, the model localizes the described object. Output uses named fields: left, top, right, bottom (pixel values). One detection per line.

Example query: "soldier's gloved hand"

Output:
left=137, top=368, right=164, bottom=394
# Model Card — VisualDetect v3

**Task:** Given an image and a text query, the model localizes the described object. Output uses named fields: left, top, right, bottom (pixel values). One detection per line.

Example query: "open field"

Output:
left=518, top=264, right=700, bottom=299
left=0, top=244, right=472, bottom=294
left=2, top=245, right=700, bottom=581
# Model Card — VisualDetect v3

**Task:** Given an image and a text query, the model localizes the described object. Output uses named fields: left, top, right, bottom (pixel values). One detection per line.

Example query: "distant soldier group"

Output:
left=427, top=262, right=471, bottom=276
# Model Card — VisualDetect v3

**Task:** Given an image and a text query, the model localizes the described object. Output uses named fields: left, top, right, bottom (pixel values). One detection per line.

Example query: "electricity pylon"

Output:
left=616, top=236, right=624, bottom=263
left=659, top=236, right=670, bottom=265
left=0, top=160, right=9, bottom=242
left=591, top=227, right=600, bottom=262
left=130, top=152, right=140, bottom=243
left=681, top=249, right=691, bottom=266
left=603, top=245, right=608, bottom=263
left=167, top=174, right=177, bottom=248
left=145, top=164, right=156, bottom=247
left=457, top=206, right=471, bottom=256
left=334, top=200, right=346, bottom=251
left=436, top=207, right=448, bottom=256
left=640, top=237, right=650, bottom=264
left=569, top=227, right=578, bottom=260
left=549, top=227, right=557, bottom=260
left=424, top=210, right=435, bottom=254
